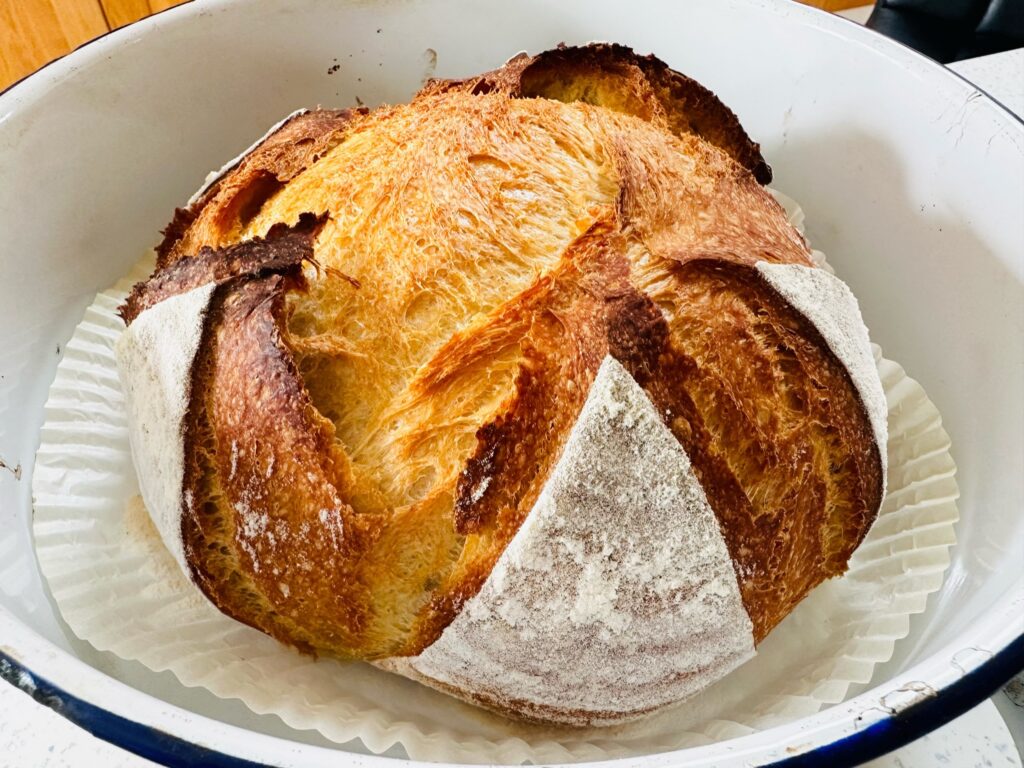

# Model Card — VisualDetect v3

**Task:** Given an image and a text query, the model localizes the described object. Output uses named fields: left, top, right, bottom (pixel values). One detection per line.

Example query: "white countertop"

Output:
left=2, top=43, right=1022, bottom=768
left=951, top=48, right=1024, bottom=117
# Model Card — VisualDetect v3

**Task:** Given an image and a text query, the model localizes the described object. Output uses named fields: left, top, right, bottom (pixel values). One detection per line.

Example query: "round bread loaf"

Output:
left=116, top=44, right=886, bottom=726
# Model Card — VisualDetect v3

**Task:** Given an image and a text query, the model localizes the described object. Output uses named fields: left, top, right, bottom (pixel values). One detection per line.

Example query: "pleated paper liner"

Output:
left=33, top=197, right=958, bottom=763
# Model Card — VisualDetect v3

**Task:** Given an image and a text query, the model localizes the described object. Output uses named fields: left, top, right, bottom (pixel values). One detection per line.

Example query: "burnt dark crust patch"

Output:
left=120, top=213, right=325, bottom=325
left=453, top=422, right=502, bottom=535
left=156, top=206, right=199, bottom=266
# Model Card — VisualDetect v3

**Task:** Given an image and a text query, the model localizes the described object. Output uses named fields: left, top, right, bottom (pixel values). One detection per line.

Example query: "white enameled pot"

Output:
left=0, top=1, right=1021, bottom=766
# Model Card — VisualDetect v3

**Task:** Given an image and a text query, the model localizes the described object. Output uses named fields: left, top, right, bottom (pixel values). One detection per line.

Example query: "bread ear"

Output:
left=157, top=109, right=366, bottom=267
left=122, top=213, right=324, bottom=324
left=119, top=216, right=344, bottom=654
left=419, top=43, right=771, bottom=183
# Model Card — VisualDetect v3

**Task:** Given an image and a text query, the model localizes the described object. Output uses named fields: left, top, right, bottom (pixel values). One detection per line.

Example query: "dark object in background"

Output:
left=867, top=0, right=1024, bottom=63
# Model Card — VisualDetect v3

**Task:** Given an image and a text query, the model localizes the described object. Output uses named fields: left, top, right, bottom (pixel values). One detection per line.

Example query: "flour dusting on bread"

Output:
left=115, top=283, right=214, bottom=573
left=395, top=356, right=754, bottom=725
left=757, top=262, right=888, bottom=482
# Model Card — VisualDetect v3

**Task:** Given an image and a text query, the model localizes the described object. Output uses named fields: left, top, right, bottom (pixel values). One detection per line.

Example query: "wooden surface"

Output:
left=0, top=0, right=186, bottom=89
left=0, top=0, right=868, bottom=91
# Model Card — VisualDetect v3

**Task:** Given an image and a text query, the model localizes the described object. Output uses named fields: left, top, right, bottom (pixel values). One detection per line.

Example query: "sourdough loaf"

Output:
left=116, top=44, right=886, bottom=726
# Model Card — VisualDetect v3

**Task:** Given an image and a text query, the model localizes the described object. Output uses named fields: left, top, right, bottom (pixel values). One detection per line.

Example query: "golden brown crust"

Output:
left=128, top=46, right=882, bottom=675
left=182, top=270, right=381, bottom=655
left=419, top=43, right=771, bottom=183
left=418, top=217, right=626, bottom=646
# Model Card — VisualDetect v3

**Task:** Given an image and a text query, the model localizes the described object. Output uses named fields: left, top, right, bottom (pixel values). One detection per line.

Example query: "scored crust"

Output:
left=117, top=44, right=885, bottom=723
left=157, top=108, right=366, bottom=269
left=382, top=355, right=757, bottom=726
left=417, top=43, right=772, bottom=184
